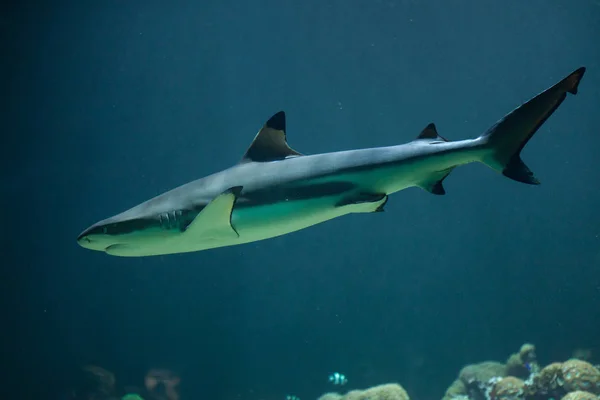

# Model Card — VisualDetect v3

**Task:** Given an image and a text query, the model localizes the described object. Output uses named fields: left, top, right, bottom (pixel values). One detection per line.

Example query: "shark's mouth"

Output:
left=105, top=244, right=134, bottom=257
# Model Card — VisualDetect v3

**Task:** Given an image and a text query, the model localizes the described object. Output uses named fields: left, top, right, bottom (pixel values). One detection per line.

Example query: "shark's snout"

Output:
left=77, top=225, right=115, bottom=252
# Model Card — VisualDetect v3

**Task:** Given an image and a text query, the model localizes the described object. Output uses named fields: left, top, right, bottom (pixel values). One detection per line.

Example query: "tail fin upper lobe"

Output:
left=479, top=67, right=586, bottom=184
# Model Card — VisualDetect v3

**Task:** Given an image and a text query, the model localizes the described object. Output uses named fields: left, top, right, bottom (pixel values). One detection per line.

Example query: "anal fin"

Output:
left=184, top=186, right=243, bottom=239
left=335, top=192, right=388, bottom=213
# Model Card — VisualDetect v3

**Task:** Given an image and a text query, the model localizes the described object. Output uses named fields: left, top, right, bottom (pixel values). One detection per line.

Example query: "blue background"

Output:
left=3, top=1, right=600, bottom=399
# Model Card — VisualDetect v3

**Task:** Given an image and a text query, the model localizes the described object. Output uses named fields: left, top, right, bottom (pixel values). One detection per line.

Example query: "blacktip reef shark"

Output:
left=78, top=67, right=586, bottom=257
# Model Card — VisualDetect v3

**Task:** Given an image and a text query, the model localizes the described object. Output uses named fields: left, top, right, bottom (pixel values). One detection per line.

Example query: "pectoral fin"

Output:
left=184, top=186, right=243, bottom=239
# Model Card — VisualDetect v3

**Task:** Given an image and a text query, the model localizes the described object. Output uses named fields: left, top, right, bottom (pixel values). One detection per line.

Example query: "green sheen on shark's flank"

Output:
left=77, top=67, right=586, bottom=257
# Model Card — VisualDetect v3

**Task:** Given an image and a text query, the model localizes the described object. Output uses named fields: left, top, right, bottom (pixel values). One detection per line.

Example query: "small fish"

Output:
left=525, top=362, right=540, bottom=374
left=286, top=395, right=300, bottom=400
left=328, top=372, right=348, bottom=386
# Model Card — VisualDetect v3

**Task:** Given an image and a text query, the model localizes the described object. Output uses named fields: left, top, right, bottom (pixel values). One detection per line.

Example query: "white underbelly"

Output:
left=109, top=195, right=379, bottom=257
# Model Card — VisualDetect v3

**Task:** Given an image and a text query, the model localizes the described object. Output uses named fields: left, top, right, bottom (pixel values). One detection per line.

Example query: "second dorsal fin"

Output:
left=240, top=111, right=303, bottom=163
left=417, top=123, right=449, bottom=142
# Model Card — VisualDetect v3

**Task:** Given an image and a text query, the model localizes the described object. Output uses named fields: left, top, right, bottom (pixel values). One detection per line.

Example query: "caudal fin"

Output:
left=479, top=67, right=586, bottom=184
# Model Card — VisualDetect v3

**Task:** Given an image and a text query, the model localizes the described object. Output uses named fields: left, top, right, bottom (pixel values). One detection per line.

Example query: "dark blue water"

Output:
left=4, top=1, right=600, bottom=399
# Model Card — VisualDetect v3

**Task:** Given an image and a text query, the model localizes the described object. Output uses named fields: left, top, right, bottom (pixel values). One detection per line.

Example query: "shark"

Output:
left=77, top=67, right=586, bottom=257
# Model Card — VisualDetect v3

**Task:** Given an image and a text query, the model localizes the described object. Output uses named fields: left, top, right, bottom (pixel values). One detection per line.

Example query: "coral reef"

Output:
left=443, top=379, right=468, bottom=400
left=459, top=362, right=507, bottom=385
left=561, top=360, right=600, bottom=393
left=439, top=344, right=600, bottom=400
left=523, top=359, right=600, bottom=398
left=506, top=354, right=530, bottom=380
left=489, top=377, right=525, bottom=400
left=456, top=361, right=507, bottom=400
left=506, top=344, right=540, bottom=379
left=523, top=362, right=564, bottom=397
left=316, top=344, right=599, bottom=400
left=322, top=383, right=409, bottom=400
left=560, top=391, right=599, bottom=400
left=318, top=394, right=343, bottom=400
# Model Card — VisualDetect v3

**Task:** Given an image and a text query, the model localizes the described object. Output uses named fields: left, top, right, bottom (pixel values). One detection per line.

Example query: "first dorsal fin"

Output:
left=240, top=111, right=303, bottom=163
left=417, top=123, right=449, bottom=142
